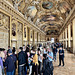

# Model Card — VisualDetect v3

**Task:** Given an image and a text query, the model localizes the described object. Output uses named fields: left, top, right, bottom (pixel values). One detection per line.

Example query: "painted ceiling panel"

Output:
left=12, top=0, right=74, bottom=35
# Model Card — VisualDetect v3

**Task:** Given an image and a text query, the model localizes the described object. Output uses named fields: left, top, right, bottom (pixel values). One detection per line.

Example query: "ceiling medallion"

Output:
left=49, top=24, right=54, bottom=26
left=42, top=1, right=53, bottom=10
left=40, top=15, right=56, bottom=22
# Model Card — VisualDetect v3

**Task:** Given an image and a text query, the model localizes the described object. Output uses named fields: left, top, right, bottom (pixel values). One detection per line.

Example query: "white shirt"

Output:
left=38, top=54, right=42, bottom=62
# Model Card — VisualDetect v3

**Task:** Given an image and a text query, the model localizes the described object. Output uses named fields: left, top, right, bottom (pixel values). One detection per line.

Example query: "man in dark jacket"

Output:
left=23, top=45, right=28, bottom=75
left=18, top=47, right=26, bottom=75
left=53, top=46, right=57, bottom=62
left=58, top=47, right=64, bottom=66
left=4, top=49, right=16, bottom=75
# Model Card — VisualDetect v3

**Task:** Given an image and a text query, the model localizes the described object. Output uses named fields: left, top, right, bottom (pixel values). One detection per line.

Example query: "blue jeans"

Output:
left=25, top=66, right=27, bottom=75
left=2, top=67, right=5, bottom=75
left=6, top=70, right=14, bottom=75
left=53, top=54, right=57, bottom=61
left=18, top=66, right=25, bottom=75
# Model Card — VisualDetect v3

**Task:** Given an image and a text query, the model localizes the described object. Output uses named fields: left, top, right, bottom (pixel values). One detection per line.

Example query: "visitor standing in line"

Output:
left=58, top=47, right=64, bottom=67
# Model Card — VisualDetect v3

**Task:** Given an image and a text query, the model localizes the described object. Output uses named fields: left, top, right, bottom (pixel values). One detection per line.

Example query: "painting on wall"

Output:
left=24, top=28, right=26, bottom=38
left=12, top=23, right=16, bottom=36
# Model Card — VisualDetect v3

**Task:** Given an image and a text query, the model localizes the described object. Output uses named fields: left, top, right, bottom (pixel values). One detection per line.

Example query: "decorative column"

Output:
left=63, top=32, right=64, bottom=48
left=37, top=32, right=38, bottom=44
left=65, top=28, right=67, bottom=48
left=33, top=31, right=37, bottom=45
left=68, top=24, right=71, bottom=48
left=27, top=27, right=30, bottom=44
left=73, top=18, right=75, bottom=53
left=33, top=30, right=34, bottom=45
left=23, top=23, right=24, bottom=46
left=40, top=34, right=41, bottom=43
left=10, top=16, right=12, bottom=47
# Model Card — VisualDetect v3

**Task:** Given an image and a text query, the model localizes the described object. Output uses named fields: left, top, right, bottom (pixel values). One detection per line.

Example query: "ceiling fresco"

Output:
left=46, top=30, right=58, bottom=35
left=40, top=15, right=56, bottom=22
left=42, top=1, right=53, bottom=9
left=27, top=6, right=37, bottom=18
left=58, top=1, right=70, bottom=13
left=13, top=0, right=75, bottom=35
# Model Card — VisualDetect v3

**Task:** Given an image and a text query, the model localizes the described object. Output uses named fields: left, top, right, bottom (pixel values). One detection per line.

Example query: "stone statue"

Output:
left=0, top=13, right=9, bottom=30
left=13, top=0, right=22, bottom=11
left=13, top=1, right=18, bottom=11
left=28, top=17, right=31, bottom=22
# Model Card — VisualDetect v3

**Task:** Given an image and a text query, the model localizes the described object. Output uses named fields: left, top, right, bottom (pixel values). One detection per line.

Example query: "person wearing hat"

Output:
left=3, top=49, right=17, bottom=75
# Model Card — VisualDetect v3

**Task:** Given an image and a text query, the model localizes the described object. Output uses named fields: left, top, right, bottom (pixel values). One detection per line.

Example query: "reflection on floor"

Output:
left=53, top=50, right=75, bottom=75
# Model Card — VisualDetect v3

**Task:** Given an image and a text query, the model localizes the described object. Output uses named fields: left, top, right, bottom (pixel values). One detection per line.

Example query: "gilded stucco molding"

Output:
left=60, top=5, right=75, bottom=34
left=0, top=0, right=46, bottom=35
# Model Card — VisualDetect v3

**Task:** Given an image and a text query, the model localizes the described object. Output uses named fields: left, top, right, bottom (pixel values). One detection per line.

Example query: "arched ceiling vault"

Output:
left=14, top=0, right=75, bottom=35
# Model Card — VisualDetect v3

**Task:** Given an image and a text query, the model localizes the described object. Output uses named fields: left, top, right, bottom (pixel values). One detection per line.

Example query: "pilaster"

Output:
left=68, top=24, right=71, bottom=47
left=73, top=18, right=75, bottom=53
left=65, top=28, right=67, bottom=48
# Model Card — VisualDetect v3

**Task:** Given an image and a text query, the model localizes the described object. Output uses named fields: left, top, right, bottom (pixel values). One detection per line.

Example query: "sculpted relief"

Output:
left=0, top=13, right=9, bottom=30
left=0, top=12, right=10, bottom=49
left=17, top=22, right=23, bottom=34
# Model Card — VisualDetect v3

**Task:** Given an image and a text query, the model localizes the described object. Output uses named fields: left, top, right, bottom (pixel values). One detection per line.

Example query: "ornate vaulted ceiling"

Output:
left=10, top=0, right=75, bottom=35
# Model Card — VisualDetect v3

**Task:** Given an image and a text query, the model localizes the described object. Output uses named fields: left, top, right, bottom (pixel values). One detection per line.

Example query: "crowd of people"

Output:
left=0, top=42, right=64, bottom=75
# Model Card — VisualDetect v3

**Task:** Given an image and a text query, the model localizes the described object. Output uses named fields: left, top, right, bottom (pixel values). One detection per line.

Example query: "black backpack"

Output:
left=45, top=59, right=54, bottom=74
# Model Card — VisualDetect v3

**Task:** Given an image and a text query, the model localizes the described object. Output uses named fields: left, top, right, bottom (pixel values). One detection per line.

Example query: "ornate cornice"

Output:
left=60, top=5, right=75, bottom=35
left=0, top=0, right=46, bottom=35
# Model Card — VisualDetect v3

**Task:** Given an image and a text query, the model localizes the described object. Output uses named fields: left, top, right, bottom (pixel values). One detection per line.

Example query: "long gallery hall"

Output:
left=0, top=0, right=75, bottom=75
